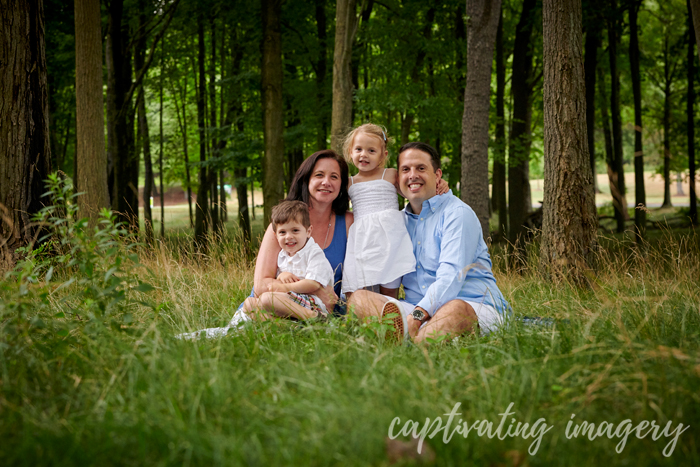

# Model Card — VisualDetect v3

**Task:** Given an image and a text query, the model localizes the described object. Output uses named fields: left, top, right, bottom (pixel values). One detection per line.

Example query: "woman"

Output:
left=176, top=150, right=353, bottom=339
left=252, top=150, right=353, bottom=312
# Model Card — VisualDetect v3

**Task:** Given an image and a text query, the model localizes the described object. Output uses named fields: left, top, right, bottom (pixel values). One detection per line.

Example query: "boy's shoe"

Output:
left=381, top=298, right=408, bottom=341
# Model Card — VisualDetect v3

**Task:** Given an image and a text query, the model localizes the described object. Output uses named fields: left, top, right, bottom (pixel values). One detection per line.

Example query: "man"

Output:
left=348, top=142, right=509, bottom=343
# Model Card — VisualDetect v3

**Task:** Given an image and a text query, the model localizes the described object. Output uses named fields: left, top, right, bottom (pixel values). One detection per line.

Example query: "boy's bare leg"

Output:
left=413, top=300, right=478, bottom=344
left=259, top=292, right=318, bottom=320
left=347, top=289, right=388, bottom=320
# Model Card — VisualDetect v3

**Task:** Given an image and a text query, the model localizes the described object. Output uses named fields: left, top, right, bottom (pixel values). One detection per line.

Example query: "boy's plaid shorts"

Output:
left=287, top=292, right=328, bottom=318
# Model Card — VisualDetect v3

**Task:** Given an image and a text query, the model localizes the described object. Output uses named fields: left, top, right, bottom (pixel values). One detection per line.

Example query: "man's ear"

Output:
left=436, top=168, right=443, bottom=180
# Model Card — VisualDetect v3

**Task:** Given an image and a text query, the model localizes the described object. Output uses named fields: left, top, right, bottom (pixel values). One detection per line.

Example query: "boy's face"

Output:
left=275, top=219, right=312, bottom=256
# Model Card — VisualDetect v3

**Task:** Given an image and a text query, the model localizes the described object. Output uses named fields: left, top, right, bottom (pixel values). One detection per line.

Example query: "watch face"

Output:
left=412, top=309, right=425, bottom=321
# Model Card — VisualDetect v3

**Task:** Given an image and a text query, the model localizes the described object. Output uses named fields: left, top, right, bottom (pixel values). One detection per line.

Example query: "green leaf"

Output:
left=135, top=282, right=155, bottom=293
left=551, top=384, right=564, bottom=392
left=54, top=311, right=66, bottom=318
left=56, top=329, right=69, bottom=337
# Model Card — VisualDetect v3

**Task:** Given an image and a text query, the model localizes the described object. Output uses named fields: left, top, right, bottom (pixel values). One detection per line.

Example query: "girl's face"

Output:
left=350, top=132, right=387, bottom=173
left=308, top=158, right=342, bottom=207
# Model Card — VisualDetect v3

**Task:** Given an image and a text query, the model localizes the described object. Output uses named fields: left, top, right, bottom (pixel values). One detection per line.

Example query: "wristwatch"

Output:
left=411, top=307, right=428, bottom=323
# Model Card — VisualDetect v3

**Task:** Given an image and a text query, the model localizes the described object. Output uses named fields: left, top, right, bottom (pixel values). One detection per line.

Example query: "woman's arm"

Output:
left=253, top=225, right=282, bottom=296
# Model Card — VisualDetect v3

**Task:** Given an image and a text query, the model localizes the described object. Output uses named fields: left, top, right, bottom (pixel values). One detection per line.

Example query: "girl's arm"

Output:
left=268, top=279, right=321, bottom=295
left=253, top=225, right=282, bottom=296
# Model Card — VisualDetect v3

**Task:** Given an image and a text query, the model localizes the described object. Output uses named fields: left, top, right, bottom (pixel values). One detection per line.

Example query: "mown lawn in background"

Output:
left=1, top=203, right=699, bottom=466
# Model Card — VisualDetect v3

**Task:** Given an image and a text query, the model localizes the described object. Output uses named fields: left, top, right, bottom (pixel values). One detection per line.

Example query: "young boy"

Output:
left=243, top=200, right=334, bottom=320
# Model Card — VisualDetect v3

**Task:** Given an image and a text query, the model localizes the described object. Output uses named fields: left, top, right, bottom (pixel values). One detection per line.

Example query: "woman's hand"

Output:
left=277, top=272, right=300, bottom=284
left=315, top=283, right=339, bottom=311
left=267, top=281, right=288, bottom=293
left=436, top=178, right=449, bottom=195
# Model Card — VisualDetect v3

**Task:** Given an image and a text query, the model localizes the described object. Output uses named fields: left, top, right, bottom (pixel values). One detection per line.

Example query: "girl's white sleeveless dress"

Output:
left=342, top=171, right=416, bottom=293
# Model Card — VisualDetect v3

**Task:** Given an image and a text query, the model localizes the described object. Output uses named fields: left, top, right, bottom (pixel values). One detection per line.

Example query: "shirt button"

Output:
left=422, top=286, right=426, bottom=289
left=417, top=241, right=421, bottom=245
left=420, top=218, right=423, bottom=221
left=417, top=266, right=421, bottom=269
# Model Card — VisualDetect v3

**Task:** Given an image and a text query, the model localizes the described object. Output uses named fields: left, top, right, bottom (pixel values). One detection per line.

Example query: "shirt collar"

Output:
left=405, top=190, right=452, bottom=217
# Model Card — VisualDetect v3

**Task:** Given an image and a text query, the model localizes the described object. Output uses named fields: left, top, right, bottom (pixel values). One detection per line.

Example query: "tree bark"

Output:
left=661, top=36, right=673, bottom=208
left=541, top=0, right=598, bottom=283
left=607, top=0, right=629, bottom=230
left=74, top=0, right=109, bottom=225
left=315, top=0, right=329, bottom=150
left=106, top=0, right=139, bottom=230
left=0, top=0, right=52, bottom=270
left=690, top=0, right=700, bottom=59
left=584, top=3, right=601, bottom=194
left=461, top=0, right=502, bottom=239
left=135, top=0, right=153, bottom=244
left=208, top=15, right=220, bottom=234
left=330, top=0, right=358, bottom=153
left=689, top=0, right=698, bottom=225
left=194, top=14, right=209, bottom=249
left=629, top=0, right=646, bottom=241
left=507, top=0, right=537, bottom=256
left=492, top=7, right=508, bottom=239
left=261, top=0, right=285, bottom=226
left=597, top=65, right=616, bottom=217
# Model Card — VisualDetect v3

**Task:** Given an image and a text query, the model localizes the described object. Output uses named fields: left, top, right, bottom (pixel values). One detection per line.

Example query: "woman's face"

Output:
left=308, top=157, right=342, bottom=207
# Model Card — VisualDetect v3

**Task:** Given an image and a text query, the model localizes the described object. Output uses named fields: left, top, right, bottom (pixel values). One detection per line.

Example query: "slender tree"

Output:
left=194, top=13, right=210, bottom=248
left=74, top=0, right=109, bottom=225
left=584, top=1, right=602, bottom=194
left=0, top=0, right=52, bottom=270
left=629, top=0, right=646, bottom=241
left=508, top=0, right=537, bottom=259
left=689, top=0, right=698, bottom=225
left=492, top=7, right=508, bottom=239
left=261, top=0, right=285, bottom=225
left=541, top=0, right=598, bottom=282
left=330, top=0, right=359, bottom=153
left=607, top=0, right=629, bottom=231
left=692, top=0, right=700, bottom=58
left=461, top=0, right=502, bottom=238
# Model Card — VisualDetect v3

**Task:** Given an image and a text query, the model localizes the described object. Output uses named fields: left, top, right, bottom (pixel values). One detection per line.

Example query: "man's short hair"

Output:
left=398, top=142, right=441, bottom=171
left=271, top=200, right=311, bottom=231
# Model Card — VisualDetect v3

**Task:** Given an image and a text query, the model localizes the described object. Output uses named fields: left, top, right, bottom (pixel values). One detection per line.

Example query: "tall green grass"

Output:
left=1, top=198, right=699, bottom=466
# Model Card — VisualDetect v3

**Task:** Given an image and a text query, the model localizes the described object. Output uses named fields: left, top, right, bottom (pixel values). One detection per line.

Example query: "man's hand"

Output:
left=407, top=306, right=429, bottom=338
left=277, top=272, right=300, bottom=284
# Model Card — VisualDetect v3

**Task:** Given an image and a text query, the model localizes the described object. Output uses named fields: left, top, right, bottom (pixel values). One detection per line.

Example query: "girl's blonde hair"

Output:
left=341, top=123, right=394, bottom=163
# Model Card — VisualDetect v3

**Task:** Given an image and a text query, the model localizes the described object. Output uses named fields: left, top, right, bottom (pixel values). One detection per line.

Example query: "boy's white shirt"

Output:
left=276, top=237, right=334, bottom=289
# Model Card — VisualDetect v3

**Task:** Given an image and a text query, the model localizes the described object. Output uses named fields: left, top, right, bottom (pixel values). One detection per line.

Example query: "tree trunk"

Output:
left=541, top=0, right=598, bottom=283
left=689, top=0, right=698, bottom=225
left=690, top=0, right=700, bottom=59
left=106, top=0, right=139, bottom=230
left=135, top=1, right=153, bottom=244
left=661, top=50, right=673, bottom=208
left=584, top=3, right=601, bottom=194
left=462, top=0, right=502, bottom=239
left=315, top=0, right=329, bottom=150
left=330, top=0, right=358, bottom=153
left=169, top=65, right=193, bottom=228
left=608, top=0, right=629, bottom=231
left=0, top=0, right=52, bottom=270
left=159, top=41, right=165, bottom=239
left=194, top=14, right=209, bottom=248
left=492, top=7, right=508, bottom=239
left=208, top=15, right=220, bottom=234
left=508, top=0, right=536, bottom=258
left=261, top=0, right=285, bottom=225
left=597, top=65, right=616, bottom=219
left=629, top=0, right=646, bottom=241
left=74, top=0, right=109, bottom=225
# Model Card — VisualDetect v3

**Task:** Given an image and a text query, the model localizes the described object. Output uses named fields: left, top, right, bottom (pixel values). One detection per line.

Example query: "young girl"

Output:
left=341, top=123, right=445, bottom=298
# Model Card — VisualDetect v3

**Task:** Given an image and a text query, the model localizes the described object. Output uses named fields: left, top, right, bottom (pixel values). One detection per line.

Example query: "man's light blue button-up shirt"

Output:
left=402, top=190, right=509, bottom=316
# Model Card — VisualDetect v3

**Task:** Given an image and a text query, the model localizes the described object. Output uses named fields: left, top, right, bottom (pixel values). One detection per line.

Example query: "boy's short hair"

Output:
left=271, top=200, right=311, bottom=231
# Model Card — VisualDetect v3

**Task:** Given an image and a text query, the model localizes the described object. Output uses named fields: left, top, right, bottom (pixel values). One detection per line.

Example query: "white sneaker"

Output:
left=381, top=298, right=409, bottom=341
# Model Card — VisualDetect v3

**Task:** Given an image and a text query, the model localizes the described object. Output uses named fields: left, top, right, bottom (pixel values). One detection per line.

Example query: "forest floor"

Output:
left=1, top=187, right=699, bottom=466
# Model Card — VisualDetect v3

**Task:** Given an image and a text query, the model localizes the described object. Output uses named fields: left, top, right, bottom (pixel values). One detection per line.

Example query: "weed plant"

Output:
left=1, top=180, right=699, bottom=466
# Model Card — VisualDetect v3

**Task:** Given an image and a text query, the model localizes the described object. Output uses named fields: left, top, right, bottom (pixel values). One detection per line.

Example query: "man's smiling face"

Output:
left=398, top=148, right=442, bottom=215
